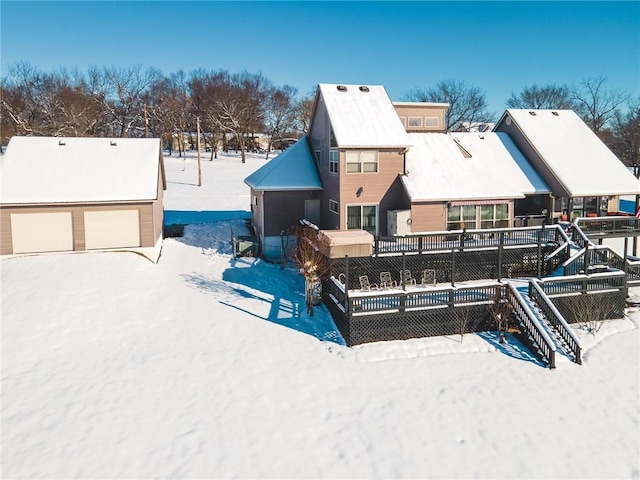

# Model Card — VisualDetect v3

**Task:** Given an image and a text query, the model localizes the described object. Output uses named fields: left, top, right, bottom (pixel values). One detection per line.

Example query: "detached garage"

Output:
left=1, top=136, right=166, bottom=262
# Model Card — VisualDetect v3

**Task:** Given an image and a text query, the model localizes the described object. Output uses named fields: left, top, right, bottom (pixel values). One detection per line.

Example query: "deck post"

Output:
left=498, top=231, right=504, bottom=280
left=401, top=252, right=406, bottom=291
left=344, top=255, right=350, bottom=315
left=451, top=248, right=456, bottom=287
left=537, top=227, right=542, bottom=279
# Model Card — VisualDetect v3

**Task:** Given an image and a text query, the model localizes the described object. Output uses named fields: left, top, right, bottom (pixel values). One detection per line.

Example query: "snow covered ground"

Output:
left=2, top=150, right=639, bottom=479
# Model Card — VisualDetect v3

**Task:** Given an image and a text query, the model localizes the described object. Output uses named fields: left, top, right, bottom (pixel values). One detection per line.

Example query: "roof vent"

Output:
left=110, top=140, right=117, bottom=146
left=359, top=86, right=370, bottom=92
left=552, top=111, right=559, bottom=116
left=58, top=140, right=66, bottom=146
left=478, top=134, right=485, bottom=139
left=337, top=85, right=347, bottom=92
left=528, top=111, right=537, bottom=116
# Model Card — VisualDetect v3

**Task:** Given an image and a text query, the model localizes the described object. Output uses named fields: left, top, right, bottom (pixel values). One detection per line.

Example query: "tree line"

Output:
left=2, top=63, right=638, bottom=168
left=0, top=62, right=312, bottom=162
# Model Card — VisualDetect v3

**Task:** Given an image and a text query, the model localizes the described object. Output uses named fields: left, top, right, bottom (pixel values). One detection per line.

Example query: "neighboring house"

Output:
left=495, top=109, right=640, bottom=219
left=244, top=84, right=640, bottom=258
left=0, top=136, right=166, bottom=263
left=244, top=138, right=322, bottom=258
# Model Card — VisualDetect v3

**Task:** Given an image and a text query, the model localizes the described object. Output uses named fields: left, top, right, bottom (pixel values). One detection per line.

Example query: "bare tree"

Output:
left=404, top=79, right=491, bottom=131
left=487, top=296, right=513, bottom=343
left=572, top=76, right=630, bottom=135
left=210, top=71, right=268, bottom=163
left=263, top=84, right=299, bottom=159
left=289, top=223, right=332, bottom=315
left=88, top=65, right=160, bottom=137
left=454, top=304, right=474, bottom=342
left=565, top=294, right=617, bottom=335
left=611, top=97, right=640, bottom=170
left=506, top=84, right=575, bottom=110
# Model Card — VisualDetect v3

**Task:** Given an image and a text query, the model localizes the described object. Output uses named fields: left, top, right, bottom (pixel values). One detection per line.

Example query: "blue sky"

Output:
left=2, top=1, right=638, bottom=115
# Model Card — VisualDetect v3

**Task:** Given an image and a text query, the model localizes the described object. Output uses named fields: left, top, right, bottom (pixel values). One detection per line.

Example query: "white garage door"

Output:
left=11, top=212, right=74, bottom=254
left=84, top=210, right=140, bottom=250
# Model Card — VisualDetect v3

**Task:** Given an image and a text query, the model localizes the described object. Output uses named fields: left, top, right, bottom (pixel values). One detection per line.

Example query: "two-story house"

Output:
left=245, top=83, right=640, bottom=259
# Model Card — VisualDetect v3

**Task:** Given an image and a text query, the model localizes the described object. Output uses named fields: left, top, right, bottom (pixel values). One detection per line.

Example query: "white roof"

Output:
left=1, top=136, right=163, bottom=204
left=402, top=133, right=536, bottom=202
left=244, top=137, right=322, bottom=191
left=318, top=84, right=411, bottom=149
left=504, top=109, right=640, bottom=196
left=453, top=132, right=550, bottom=195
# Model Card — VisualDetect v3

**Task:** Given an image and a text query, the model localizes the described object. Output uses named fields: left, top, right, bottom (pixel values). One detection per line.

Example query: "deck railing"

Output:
left=374, top=224, right=568, bottom=256
left=505, top=283, right=556, bottom=368
left=574, top=216, right=640, bottom=238
left=529, top=280, right=582, bottom=364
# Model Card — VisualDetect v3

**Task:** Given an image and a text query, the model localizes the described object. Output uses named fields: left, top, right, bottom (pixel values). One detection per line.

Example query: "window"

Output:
left=447, top=205, right=477, bottom=230
left=347, top=205, right=377, bottom=234
left=329, top=200, right=339, bottom=214
left=408, top=117, right=422, bottom=127
left=398, top=116, right=407, bottom=127
left=346, top=150, right=378, bottom=173
left=480, top=204, right=508, bottom=229
left=329, top=150, right=339, bottom=174
left=424, top=117, right=439, bottom=127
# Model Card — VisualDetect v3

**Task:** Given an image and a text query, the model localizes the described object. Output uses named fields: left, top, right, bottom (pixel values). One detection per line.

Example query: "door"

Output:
left=304, top=199, right=321, bottom=226
left=84, top=210, right=140, bottom=250
left=11, top=212, right=74, bottom=254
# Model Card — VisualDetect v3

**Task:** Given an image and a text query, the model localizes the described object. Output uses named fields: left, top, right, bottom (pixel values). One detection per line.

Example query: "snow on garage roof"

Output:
left=401, top=133, right=531, bottom=203
left=318, top=84, right=411, bottom=149
left=1, top=136, right=163, bottom=204
left=501, top=109, right=640, bottom=196
left=244, top=137, right=322, bottom=191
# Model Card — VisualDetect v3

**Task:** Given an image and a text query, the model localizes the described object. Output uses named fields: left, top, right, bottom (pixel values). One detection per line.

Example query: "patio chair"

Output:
left=379, top=271, right=397, bottom=289
left=399, top=269, right=417, bottom=287
left=359, top=275, right=378, bottom=291
left=420, top=269, right=437, bottom=287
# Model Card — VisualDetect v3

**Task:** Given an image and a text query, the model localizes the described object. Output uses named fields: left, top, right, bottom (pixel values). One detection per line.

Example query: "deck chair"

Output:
left=399, top=269, right=417, bottom=286
left=359, top=275, right=378, bottom=291
left=420, top=269, right=437, bottom=287
left=379, top=271, right=397, bottom=289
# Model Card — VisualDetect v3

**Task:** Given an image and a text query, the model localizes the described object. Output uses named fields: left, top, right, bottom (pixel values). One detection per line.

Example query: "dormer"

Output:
left=394, top=102, right=449, bottom=133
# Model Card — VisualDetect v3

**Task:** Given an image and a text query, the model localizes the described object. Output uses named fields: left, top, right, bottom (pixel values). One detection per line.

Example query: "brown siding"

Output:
left=339, top=150, right=405, bottom=233
left=411, top=203, right=447, bottom=232
left=394, top=104, right=448, bottom=133
left=0, top=208, right=13, bottom=255
left=251, top=189, right=264, bottom=237
left=263, top=191, right=321, bottom=237
left=152, top=171, right=164, bottom=245
left=139, top=205, right=154, bottom=247
left=0, top=202, right=155, bottom=254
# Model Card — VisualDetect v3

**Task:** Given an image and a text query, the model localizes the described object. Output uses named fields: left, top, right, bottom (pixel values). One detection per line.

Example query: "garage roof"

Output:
left=1, top=136, right=164, bottom=204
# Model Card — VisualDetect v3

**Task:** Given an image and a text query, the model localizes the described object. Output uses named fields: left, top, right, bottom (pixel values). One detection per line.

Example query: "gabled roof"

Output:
left=402, top=132, right=545, bottom=203
left=0, top=136, right=164, bottom=204
left=497, top=109, right=640, bottom=196
left=244, top=137, right=322, bottom=191
left=317, top=84, right=411, bottom=149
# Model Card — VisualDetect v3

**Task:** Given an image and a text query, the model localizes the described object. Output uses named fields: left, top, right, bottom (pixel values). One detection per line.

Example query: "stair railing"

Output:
left=505, top=283, right=556, bottom=369
left=529, top=280, right=582, bottom=364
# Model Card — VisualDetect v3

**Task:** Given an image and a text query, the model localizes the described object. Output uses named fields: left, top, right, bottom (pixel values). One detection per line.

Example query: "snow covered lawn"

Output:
left=2, top=151, right=639, bottom=479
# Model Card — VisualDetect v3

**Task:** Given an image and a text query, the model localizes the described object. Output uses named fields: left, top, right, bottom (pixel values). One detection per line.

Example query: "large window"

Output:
left=480, top=204, right=509, bottom=229
left=346, top=150, right=378, bottom=173
left=329, top=150, right=339, bottom=174
left=347, top=205, right=377, bottom=234
left=447, top=205, right=476, bottom=230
